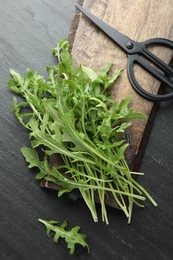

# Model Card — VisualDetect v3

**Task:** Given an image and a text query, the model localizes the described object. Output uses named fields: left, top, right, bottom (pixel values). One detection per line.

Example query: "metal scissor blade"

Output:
left=75, top=4, right=132, bottom=53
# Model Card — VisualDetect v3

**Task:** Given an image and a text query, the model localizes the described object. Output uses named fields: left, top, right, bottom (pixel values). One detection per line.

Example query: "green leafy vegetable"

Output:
left=9, top=39, right=157, bottom=224
left=38, top=219, right=89, bottom=254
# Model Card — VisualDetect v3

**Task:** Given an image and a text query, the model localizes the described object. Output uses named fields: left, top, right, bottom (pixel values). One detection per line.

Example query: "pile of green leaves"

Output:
left=8, top=39, right=157, bottom=224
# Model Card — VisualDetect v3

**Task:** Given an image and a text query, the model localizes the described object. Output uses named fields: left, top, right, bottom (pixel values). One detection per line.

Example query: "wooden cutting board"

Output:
left=41, top=0, right=173, bottom=207
left=69, top=0, right=173, bottom=169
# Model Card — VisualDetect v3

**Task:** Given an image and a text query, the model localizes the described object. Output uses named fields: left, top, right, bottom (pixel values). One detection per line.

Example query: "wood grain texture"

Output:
left=70, top=0, right=173, bottom=169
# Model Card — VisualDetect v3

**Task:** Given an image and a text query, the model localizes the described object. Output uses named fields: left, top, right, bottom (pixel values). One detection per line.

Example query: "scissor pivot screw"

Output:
left=126, top=41, right=134, bottom=49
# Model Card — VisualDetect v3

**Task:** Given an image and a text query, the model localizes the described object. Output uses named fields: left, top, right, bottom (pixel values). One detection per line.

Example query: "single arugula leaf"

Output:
left=116, top=122, right=131, bottom=133
left=21, top=147, right=48, bottom=179
left=38, top=218, right=89, bottom=255
left=21, top=147, right=40, bottom=168
left=81, top=65, right=98, bottom=81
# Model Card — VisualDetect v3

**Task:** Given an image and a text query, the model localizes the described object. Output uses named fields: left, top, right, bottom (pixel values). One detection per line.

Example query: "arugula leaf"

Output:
left=21, top=147, right=49, bottom=180
left=38, top=219, right=89, bottom=255
left=9, top=39, right=157, bottom=225
left=21, top=147, right=40, bottom=169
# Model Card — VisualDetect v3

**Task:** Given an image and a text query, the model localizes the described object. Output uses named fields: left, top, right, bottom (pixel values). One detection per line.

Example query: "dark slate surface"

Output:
left=0, top=1, right=173, bottom=259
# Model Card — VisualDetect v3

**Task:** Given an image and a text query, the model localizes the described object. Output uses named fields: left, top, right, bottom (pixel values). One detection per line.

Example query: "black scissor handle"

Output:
left=142, top=38, right=173, bottom=76
left=143, top=37, right=173, bottom=49
left=127, top=38, right=173, bottom=102
left=128, top=59, right=173, bottom=102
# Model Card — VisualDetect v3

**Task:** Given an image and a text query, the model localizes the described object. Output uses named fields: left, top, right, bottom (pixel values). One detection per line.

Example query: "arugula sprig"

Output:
left=38, top=219, right=89, bottom=255
left=9, top=39, right=157, bottom=224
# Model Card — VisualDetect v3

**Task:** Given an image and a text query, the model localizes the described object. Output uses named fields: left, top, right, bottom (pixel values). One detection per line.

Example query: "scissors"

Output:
left=75, top=4, right=173, bottom=102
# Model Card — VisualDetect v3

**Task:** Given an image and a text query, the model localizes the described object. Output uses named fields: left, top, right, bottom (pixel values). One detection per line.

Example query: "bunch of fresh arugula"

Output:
left=8, top=39, right=157, bottom=225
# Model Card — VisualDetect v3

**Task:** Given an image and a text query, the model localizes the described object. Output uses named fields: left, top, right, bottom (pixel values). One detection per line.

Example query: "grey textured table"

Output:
left=0, top=1, right=173, bottom=259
